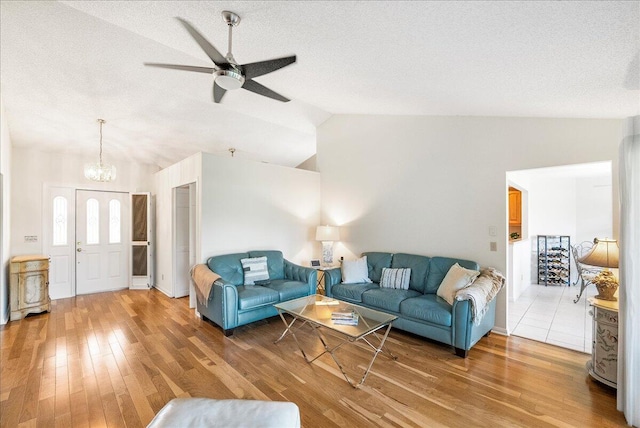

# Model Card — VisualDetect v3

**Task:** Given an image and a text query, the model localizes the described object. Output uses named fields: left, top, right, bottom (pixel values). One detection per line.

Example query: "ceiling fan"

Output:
left=145, top=11, right=296, bottom=103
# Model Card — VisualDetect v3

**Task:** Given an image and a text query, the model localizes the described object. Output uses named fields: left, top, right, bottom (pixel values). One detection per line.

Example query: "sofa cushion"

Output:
left=342, top=256, right=372, bottom=284
left=400, top=295, right=453, bottom=326
left=237, top=285, right=280, bottom=310
left=391, top=253, right=430, bottom=293
left=436, top=263, right=480, bottom=305
left=267, top=279, right=310, bottom=301
left=249, top=251, right=285, bottom=280
left=425, top=257, right=480, bottom=294
left=241, top=256, right=270, bottom=285
left=363, top=252, right=393, bottom=283
left=362, top=288, right=421, bottom=313
left=380, top=268, right=411, bottom=290
left=330, top=283, right=378, bottom=302
left=208, top=253, right=250, bottom=286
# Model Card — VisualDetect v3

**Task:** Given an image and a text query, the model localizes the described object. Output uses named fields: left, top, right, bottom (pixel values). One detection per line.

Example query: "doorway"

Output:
left=507, top=161, right=613, bottom=353
left=173, top=183, right=196, bottom=298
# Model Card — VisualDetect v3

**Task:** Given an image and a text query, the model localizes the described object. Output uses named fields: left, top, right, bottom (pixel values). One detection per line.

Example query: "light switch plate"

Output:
left=489, top=226, right=497, bottom=236
left=490, top=241, right=497, bottom=251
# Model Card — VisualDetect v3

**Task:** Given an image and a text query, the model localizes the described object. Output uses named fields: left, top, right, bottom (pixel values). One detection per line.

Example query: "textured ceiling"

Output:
left=1, top=1, right=639, bottom=169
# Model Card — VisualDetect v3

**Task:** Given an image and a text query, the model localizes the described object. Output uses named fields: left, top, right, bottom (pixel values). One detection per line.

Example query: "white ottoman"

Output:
left=147, top=398, right=301, bottom=428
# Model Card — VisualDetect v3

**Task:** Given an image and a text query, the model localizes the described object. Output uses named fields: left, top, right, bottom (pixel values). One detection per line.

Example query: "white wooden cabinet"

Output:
left=10, top=255, right=51, bottom=321
left=587, top=297, right=618, bottom=388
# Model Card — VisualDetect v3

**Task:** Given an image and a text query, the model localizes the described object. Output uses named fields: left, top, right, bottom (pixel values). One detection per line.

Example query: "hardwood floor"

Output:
left=0, top=289, right=625, bottom=427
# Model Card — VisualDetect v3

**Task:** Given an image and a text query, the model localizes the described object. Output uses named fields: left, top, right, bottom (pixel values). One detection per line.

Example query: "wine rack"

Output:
left=537, top=235, right=570, bottom=286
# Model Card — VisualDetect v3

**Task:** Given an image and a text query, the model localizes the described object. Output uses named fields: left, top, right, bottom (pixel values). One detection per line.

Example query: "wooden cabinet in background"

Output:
left=509, top=188, right=522, bottom=226
left=10, top=255, right=51, bottom=321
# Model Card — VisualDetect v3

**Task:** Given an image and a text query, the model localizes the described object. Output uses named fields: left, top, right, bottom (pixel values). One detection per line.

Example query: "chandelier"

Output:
left=84, top=119, right=116, bottom=182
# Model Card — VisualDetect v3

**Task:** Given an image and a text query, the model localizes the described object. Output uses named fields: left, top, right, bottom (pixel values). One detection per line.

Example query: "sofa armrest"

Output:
left=451, top=297, right=497, bottom=352
left=284, top=260, right=318, bottom=295
left=199, top=278, right=239, bottom=330
left=324, top=268, right=342, bottom=297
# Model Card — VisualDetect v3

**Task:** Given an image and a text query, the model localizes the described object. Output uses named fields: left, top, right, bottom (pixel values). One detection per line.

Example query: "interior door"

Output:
left=174, top=186, right=190, bottom=298
left=76, top=190, right=129, bottom=294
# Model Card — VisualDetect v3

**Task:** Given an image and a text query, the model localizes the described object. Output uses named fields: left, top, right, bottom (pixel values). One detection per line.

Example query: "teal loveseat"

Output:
left=198, top=250, right=317, bottom=336
left=324, top=252, right=498, bottom=357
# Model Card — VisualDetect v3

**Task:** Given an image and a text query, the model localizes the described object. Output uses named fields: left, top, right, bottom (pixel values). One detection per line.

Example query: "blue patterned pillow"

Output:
left=380, top=268, right=411, bottom=290
left=241, top=256, right=270, bottom=285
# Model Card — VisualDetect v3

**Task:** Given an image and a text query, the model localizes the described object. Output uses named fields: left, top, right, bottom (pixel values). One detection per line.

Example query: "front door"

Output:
left=76, top=190, right=129, bottom=294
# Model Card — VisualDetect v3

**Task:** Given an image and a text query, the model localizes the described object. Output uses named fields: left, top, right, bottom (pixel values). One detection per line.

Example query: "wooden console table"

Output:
left=587, top=297, right=618, bottom=388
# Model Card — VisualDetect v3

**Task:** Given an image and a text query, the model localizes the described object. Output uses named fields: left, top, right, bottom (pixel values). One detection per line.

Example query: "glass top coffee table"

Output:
left=274, top=294, right=397, bottom=388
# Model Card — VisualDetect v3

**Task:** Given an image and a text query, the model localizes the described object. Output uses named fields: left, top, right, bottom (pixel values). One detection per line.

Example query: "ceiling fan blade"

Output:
left=144, top=63, right=215, bottom=74
left=176, top=17, right=228, bottom=67
left=242, top=79, right=290, bottom=102
left=213, top=82, right=226, bottom=103
left=241, top=55, right=296, bottom=80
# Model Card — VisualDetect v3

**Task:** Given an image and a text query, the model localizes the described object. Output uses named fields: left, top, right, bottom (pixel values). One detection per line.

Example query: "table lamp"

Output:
left=578, top=238, right=619, bottom=301
left=316, top=225, right=340, bottom=266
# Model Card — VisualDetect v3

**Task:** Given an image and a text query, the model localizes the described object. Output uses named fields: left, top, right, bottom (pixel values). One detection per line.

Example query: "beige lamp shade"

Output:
left=316, top=225, right=340, bottom=242
left=578, top=238, right=619, bottom=268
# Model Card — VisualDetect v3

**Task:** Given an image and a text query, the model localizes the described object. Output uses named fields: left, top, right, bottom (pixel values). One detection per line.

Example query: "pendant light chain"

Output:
left=84, top=118, right=115, bottom=182
left=98, top=119, right=105, bottom=165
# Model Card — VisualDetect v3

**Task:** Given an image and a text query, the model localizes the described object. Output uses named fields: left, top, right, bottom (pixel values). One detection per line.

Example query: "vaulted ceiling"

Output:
left=1, top=1, right=638, bottom=169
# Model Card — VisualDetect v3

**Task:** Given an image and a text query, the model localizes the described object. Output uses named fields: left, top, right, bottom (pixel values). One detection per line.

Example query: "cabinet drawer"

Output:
left=10, top=259, right=49, bottom=273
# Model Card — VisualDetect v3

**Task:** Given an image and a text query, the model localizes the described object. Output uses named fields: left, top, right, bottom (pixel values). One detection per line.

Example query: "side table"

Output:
left=587, top=297, right=618, bottom=388
left=314, top=266, right=337, bottom=295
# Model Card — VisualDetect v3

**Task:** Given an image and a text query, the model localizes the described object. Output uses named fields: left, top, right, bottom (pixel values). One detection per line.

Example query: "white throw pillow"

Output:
left=342, top=256, right=372, bottom=284
left=380, top=268, right=411, bottom=290
left=436, top=263, right=480, bottom=305
left=240, top=256, right=270, bottom=285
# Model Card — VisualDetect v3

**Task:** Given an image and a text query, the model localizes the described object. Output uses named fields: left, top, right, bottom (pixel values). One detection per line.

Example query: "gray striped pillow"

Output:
left=241, top=256, right=270, bottom=285
left=380, top=268, right=411, bottom=290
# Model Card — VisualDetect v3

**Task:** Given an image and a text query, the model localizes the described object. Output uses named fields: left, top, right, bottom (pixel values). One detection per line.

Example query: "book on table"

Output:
left=331, top=311, right=359, bottom=325
left=331, top=311, right=356, bottom=319
left=315, top=299, right=340, bottom=306
left=332, top=314, right=359, bottom=325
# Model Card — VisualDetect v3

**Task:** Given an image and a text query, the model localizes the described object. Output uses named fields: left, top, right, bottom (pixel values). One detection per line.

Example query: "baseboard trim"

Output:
left=491, top=327, right=509, bottom=336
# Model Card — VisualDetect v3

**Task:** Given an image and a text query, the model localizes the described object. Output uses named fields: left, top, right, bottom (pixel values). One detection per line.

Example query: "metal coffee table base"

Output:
left=274, top=313, right=397, bottom=388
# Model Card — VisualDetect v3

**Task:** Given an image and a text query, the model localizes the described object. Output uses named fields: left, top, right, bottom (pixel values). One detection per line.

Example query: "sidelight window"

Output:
left=52, top=196, right=68, bottom=246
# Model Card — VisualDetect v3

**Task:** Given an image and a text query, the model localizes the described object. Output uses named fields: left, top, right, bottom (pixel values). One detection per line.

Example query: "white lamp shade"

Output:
left=578, top=238, right=619, bottom=268
left=316, top=225, right=340, bottom=242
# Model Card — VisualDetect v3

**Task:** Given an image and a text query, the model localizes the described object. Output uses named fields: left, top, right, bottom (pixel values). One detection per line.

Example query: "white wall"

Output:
left=575, top=176, right=613, bottom=243
left=199, top=152, right=321, bottom=264
left=0, top=99, right=11, bottom=324
left=317, top=115, right=622, bottom=333
left=10, top=147, right=158, bottom=256
left=529, top=175, right=578, bottom=241
left=153, top=152, right=321, bottom=300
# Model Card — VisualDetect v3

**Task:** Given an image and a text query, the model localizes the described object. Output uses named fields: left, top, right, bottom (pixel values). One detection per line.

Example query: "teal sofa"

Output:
left=325, top=252, right=497, bottom=357
left=198, top=250, right=317, bottom=336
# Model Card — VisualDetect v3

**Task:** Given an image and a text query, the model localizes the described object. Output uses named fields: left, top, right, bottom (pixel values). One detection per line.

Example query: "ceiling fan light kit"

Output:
left=145, top=10, right=296, bottom=103
left=215, top=69, right=244, bottom=90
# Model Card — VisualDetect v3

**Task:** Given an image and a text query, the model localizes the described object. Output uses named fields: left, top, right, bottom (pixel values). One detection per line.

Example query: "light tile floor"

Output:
left=509, top=283, right=597, bottom=353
